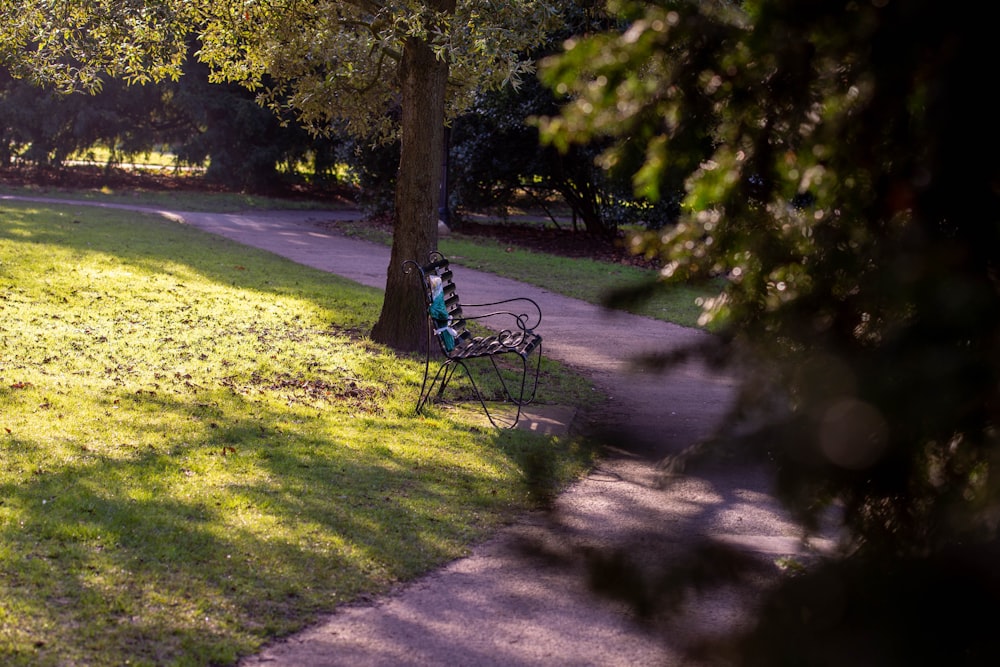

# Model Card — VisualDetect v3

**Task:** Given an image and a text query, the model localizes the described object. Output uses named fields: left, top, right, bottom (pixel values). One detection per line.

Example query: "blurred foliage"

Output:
left=539, top=0, right=1000, bottom=663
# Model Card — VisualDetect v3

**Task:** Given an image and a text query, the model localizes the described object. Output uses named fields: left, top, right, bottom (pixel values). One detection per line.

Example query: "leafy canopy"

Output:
left=0, top=0, right=194, bottom=88
left=1, top=0, right=561, bottom=143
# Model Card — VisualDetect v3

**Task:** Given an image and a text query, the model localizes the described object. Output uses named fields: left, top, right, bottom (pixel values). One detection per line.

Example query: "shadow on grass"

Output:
left=0, top=382, right=579, bottom=664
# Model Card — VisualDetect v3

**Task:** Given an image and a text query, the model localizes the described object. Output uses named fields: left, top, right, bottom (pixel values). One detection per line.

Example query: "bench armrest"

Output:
left=460, top=297, right=542, bottom=346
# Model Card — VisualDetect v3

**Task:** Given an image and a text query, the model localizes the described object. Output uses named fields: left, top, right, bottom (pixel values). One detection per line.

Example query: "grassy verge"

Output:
left=332, top=219, right=721, bottom=330
left=440, top=236, right=721, bottom=329
left=0, top=200, right=599, bottom=666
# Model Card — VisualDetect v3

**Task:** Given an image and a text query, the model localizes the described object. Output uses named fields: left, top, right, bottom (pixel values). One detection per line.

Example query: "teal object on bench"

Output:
left=427, top=276, right=456, bottom=352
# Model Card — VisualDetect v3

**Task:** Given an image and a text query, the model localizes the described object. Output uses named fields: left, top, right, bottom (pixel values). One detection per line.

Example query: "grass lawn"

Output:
left=0, top=199, right=599, bottom=666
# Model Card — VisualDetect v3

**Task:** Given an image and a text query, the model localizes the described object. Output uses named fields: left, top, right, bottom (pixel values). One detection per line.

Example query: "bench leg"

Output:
left=416, top=344, right=543, bottom=430
left=486, top=344, right=542, bottom=407
left=416, top=358, right=523, bottom=429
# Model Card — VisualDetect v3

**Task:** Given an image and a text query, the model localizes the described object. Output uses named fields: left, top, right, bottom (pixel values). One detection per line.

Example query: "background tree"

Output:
left=0, top=54, right=343, bottom=191
left=337, top=133, right=401, bottom=218
left=0, top=0, right=560, bottom=351
left=0, top=70, right=180, bottom=170
left=449, top=72, right=626, bottom=236
left=448, top=1, right=684, bottom=236
left=168, top=54, right=328, bottom=192
left=539, top=0, right=1000, bottom=662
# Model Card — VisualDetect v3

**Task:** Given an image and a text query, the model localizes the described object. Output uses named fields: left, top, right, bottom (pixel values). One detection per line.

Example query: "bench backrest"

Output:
left=416, top=252, right=472, bottom=355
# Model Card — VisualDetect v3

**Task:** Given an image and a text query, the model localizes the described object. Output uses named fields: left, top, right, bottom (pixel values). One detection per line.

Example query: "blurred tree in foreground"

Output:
left=539, top=0, right=1000, bottom=663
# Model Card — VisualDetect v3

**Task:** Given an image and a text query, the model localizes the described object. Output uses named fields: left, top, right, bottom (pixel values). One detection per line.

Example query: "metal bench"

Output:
left=404, top=251, right=543, bottom=428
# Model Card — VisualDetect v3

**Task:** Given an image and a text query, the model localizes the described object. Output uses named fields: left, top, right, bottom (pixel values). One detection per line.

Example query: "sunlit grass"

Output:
left=66, top=147, right=359, bottom=186
left=67, top=145, right=184, bottom=168
left=0, top=201, right=598, bottom=666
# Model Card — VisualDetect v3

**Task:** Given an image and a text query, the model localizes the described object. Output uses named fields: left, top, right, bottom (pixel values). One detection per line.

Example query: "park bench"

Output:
left=404, top=251, right=543, bottom=428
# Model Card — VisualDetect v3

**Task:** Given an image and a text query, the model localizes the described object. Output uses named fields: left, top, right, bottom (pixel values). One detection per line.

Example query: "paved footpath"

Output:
left=4, top=198, right=831, bottom=666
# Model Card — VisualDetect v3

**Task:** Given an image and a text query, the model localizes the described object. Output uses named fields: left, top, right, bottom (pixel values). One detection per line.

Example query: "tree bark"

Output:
left=370, top=2, right=454, bottom=353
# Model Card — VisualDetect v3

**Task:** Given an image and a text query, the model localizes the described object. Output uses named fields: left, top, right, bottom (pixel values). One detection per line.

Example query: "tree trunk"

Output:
left=370, top=4, right=454, bottom=353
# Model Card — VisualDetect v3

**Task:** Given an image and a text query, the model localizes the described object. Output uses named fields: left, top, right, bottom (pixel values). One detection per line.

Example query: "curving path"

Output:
left=3, top=196, right=828, bottom=666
